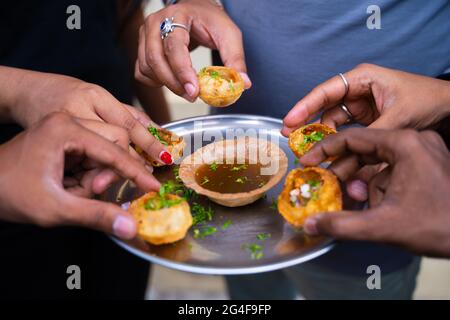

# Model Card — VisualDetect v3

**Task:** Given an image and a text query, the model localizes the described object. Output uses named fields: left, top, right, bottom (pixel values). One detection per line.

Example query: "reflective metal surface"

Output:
left=103, top=115, right=334, bottom=275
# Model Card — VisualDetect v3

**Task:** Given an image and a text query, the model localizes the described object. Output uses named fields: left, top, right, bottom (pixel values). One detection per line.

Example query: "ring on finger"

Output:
left=340, top=103, right=353, bottom=122
left=160, top=17, right=188, bottom=39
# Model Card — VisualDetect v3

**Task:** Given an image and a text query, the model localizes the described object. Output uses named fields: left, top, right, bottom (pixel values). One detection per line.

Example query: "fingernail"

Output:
left=304, top=217, right=319, bottom=235
left=348, top=180, right=368, bottom=201
left=159, top=151, right=174, bottom=165
left=113, top=215, right=136, bottom=239
left=145, top=165, right=154, bottom=173
left=239, top=72, right=252, bottom=88
left=184, top=83, right=196, bottom=97
left=182, top=93, right=195, bottom=103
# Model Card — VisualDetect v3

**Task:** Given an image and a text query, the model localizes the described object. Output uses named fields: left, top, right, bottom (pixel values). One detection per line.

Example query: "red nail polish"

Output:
left=159, top=151, right=173, bottom=165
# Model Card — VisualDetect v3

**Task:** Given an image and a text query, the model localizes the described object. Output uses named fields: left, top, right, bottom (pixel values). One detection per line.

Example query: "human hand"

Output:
left=300, top=128, right=450, bottom=257
left=0, top=113, right=161, bottom=239
left=282, top=64, right=450, bottom=202
left=282, top=63, right=450, bottom=135
left=4, top=67, right=172, bottom=167
left=135, top=0, right=251, bottom=102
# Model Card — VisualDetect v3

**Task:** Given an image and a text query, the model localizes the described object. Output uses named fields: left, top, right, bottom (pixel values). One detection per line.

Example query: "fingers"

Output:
left=303, top=208, right=391, bottom=241
left=214, top=22, right=251, bottom=88
left=320, top=105, right=351, bottom=130
left=65, top=168, right=101, bottom=198
left=282, top=64, right=378, bottom=135
left=345, top=163, right=388, bottom=201
left=76, top=119, right=129, bottom=150
left=282, top=73, right=352, bottom=134
left=65, top=124, right=161, bottom=191
left=122, top=104, right=153, bottom=128
left=63, top=195, right=137, bottom=239
left=92, top=93, right=169, bottom=165
left=300, top=128, right=401, bottom=169
left=346, top=180, right=368, bottom=202
left=142, top=14, right=193, bottom=100
left=91, top=168, right=120, bottom=194
left=162, top=14, right=201, bottom=99
left=135, top=26, right=163, bottom=88
left=368, top=167, right=392, bottom=207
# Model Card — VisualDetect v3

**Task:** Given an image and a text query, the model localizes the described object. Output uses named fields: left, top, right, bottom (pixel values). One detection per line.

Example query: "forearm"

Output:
left=0, top=66, right=32, bottom=123
left=119, top=3, right=171, bottom=124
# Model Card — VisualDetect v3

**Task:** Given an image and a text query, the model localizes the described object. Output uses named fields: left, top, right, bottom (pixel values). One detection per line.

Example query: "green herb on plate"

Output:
left=194, top=226, right=217, bottom=239
left=256, top=233, right=271, bottom=241
left=270, top=198, right=278, bottom=210
left=242, top=243, right=264, bottom=260
left=191, top=202, right=214, bottom=226
left=221, top=220, right=232, bottom=230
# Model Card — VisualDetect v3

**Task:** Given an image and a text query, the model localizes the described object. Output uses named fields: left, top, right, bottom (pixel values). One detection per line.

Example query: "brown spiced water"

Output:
left=195, top=162, right=272, bottom=194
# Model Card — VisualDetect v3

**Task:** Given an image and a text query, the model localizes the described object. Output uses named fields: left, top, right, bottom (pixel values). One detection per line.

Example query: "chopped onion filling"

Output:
left=289, top=182, right=321, bottom=207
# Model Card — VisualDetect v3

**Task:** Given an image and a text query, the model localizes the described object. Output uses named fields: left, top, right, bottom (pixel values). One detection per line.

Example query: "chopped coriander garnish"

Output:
left=148, top=127, right=168, bottom=146
left=298, top=131, right=325, bottom=151
left=256, top=233, right=271, bottom=241
left=209, top=162, right=218, bottom=171
left=194, top=226, right=217, bottom=239
left=309, top=131, right=325, bottom=142
left=294, top=158, right=300, bottom=165
left=221, top=220, right=232, bottom=230
left=183, top=188, right=198, bottom=201
left=242, top=243, right=264, bottom=260
left=191, top=202, right=214, bottom=226
left=258, top=181, right=266, bottom=188
left=160, top=179, right=197, bottom=201
left=209, top=70, right=220, bottom=79
left=307, top=179, right=321, bottom=188
left=270, top=198, right=278, bottom=210
left=144, top=194, right=183, bottom=211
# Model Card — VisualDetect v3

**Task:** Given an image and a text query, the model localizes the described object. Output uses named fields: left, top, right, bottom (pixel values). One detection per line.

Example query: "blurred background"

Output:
left=143, top=1, right=450, bottom=300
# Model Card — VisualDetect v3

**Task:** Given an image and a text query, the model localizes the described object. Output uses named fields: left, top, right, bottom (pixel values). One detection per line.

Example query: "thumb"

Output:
left=63, top=195, right=137, bottom=240
left=304, top=209, right=385, bottom=241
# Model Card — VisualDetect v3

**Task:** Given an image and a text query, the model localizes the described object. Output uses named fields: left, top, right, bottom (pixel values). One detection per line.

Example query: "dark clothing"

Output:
left=0, top=0, right=149, bottom=299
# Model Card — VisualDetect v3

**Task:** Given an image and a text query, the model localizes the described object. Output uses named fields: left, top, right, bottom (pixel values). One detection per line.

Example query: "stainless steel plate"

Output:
left=103, top=114, right=334, bottom=275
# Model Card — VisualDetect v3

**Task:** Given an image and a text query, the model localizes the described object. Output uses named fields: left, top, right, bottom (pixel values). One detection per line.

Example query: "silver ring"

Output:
left=340, top=103, right=353, bottom=121
left=338, top=73, right=349, bottom=97
left=160, top=17, right=188, bottom=39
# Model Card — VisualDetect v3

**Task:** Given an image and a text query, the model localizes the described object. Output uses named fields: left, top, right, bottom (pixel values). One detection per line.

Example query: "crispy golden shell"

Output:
left=288, top=124, right=336, bottom=159
left=198, top=66, right=245, bottom=107
left=278, top=167, right=342, bottom=228
left=135, top=127, right=185, bottom=167
left=129, top=192, right=192, bottom=245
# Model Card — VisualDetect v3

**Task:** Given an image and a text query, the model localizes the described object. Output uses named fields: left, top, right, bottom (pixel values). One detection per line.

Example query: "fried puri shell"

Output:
left=197, top=66, right=245, bottom=107
left=288, top=124, right=336, bottom=159
left=129, top=192, right=192, bottom=245
left=278, top=167, right=342, bottom=228
left=135, top=127, right=185, bottom=167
